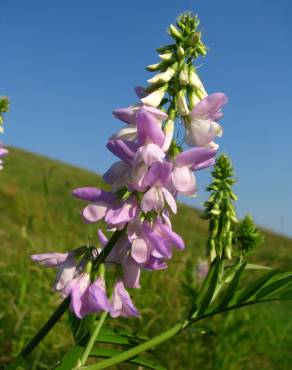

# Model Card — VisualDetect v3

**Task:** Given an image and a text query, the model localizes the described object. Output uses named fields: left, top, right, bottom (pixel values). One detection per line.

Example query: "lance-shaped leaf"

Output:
left=55, top=346, right=84, bottom=370
left=195, top=257, right=222, bottom=317
left=255, top=272, right=292, bottom=300
left=234, top=269, right=280, bottom=305
left=217, top=261, right=247, bottom=309
left=96, top=326, right=148, bottom=346
left=90, top=348, right=167, bottom=370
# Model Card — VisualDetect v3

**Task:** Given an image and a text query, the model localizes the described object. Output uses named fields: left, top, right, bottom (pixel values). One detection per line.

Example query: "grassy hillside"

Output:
left=0, top=147, right=292, bottom=370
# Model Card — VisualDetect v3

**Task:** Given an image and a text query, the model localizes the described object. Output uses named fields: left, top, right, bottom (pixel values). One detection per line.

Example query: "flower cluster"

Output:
left=31, top=13, right=228, bottom=319
left=0, top=97, right=9, bottom=169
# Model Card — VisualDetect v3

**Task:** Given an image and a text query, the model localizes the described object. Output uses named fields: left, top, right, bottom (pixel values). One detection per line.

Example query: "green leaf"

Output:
left=90, top=348, right=167, bottom=370
left=245, top=263, right=272, bottom=270
left=69, top=312, right=96, bottom=344
left=55, top=345, right=83, bottom=369
left=196, top=258, right=222, bottom=317
left=217, top=262, right=247, bottom=309
left=234, top=269, right=280, bottom=304
left=255, top=273, right=292, bottom=300
left=97, top=326, right=148, bottom=346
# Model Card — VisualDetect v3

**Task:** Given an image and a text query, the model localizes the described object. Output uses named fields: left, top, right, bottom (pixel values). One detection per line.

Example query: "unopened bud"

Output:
left=177, top=90, right=190, bottom=116
left=147, top=65, right=176, bottom=85
left=168, top=24, right=183, bottom=41
left=179, top=65, right=189, bottom=86
left=146, top=62, right=164, bottom=72
left=187, top=31, right=201, bottom=47
left=177, top=45, right=185, bottom=59
left=162, top=119, right=174, bottom=152
left=141, top=85, right=168, bottom=107
left=188, top=89, right=201, bottom=110
left=159, top=52, right=172, bottom=61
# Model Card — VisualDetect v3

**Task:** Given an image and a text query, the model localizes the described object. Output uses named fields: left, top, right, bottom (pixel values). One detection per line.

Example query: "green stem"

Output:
left=6, top=297, right=70, bottom=370
left=80, top=298, right=287, bottom=370
left=80, top=322, right=185, bottom=370
left=78, top=311, right=108, bottom=367
left=6, top=228, right=125, bottom=370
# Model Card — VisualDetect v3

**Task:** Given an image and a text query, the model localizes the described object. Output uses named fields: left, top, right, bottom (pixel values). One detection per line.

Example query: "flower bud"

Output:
left=147, top=66, right=176, bottom=85
left=179, top=65, right=189, bottom=86
left=177, top=90, right=190, bottom=116
left=188, top=89, right=201, bottom=110
left=168, top=24, right=183, bottom=41
left=177, top=45, right=185, bottom=59
left=141, top=85, right=168, bottom=107
left=187, top=32, right=201, bottom=47
left=146, top=62, right=164, bottom=71
left=159, top=52, right=172, bottom=61
left=162, top=119, right=174, bottom=151
left=188, top=65, right=204, bottom=90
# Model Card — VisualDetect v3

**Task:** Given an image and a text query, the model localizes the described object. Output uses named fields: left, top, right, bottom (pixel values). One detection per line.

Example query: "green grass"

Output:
left=0, top=147, right=292, bottom=370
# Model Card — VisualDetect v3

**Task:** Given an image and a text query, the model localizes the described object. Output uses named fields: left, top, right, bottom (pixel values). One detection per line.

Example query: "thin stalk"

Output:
left=78, top=311, right=108, bottom=367
left=6, top=297, right=70, bottom=370
left=80, top=298, right=289, bottom=370
left=6, top=228, right=125, bottom=370
left=80, top=322, right=185, bottom=370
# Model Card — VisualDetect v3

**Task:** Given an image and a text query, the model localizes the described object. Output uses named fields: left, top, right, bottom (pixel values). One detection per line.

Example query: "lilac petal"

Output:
left=87, top=278, right=111, bottom=312
left=144, top=256, right=167, bottom=270
left=133, top=143, right=165, bottom=167
left=172, top=166, right=196, bottom=195
left=69, top=274, right=90, bottom=319
left=54, top=257, right=77, bottom=294
left=190, top=93, right=228, bottom=120
left=143, top=105, right=168, bottom=121
left=123, top=256, right=141, bottom=289
left=107, top=139, right=139, bottom=163
left=0, top=147, right=8, bottom=157
left=97, top=229, right=108, bottom=246
left=105, top=199, right=139, bottom=227
left=185, top=119, right=222, bottom=147
left=103, top=161, right=130, bottom=184
left=161, top=187, right=177, bottom=213
left=192, top=157, right=215, bottom=171
left=131, top=238, right=149, bottom=263
left=82, top=203, right=108, bottom=223
left=117, top=280, right=140, bottom=317
left=136, top=107, right=165, bottom=147
left=143, top=223, right=172, bottom=259
left=141, top=187, right=164, bottom=213
left=73, top=187, right=115, bottom=203
left=175, top=147, right=216, bottom=168
left=135, top=86, right=147, bottom=98
left=31, top=252, right=70, bottom=267
left=155, top=222, right=185, bottom=250
left=143, top=161, right=172, bottom=187
left=129, top=162, right=149, bottom=192
left=112, top=106, right=137, bottom=124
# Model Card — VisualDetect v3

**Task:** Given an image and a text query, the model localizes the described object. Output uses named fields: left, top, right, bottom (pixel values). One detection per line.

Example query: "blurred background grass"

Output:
left=0, top=147, right=291, bottom=370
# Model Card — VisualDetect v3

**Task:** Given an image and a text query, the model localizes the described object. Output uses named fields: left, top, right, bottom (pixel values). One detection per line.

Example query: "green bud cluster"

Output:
left=203, top=154, right=238, bottom=261
left=233, top=215, right=264, bottom=256
left=0, top=96, right=10, bottom=128
left=145, top=12, right=208, bottom=115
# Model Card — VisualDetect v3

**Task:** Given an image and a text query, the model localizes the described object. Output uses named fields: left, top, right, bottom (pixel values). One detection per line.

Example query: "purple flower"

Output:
left=105, top=197, right=139, bottom=229
left=113, top=104, right=167, bottom=125
left=68, top=274, right=111, bottom=319
left=140, top=162, right=176, bottom=214
left=110, top=280, right=139, bottom=318
left=0, top=142, right=8, bottom=170
left=172, top=147, right=216, bottom=195
left=184, top=93, right=228, bottom=147
left=31, top=252, right=71, bottom=267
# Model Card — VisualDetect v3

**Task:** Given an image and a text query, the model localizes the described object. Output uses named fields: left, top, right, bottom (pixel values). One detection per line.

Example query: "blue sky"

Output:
left=1, top=0, right=292, bottom=237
